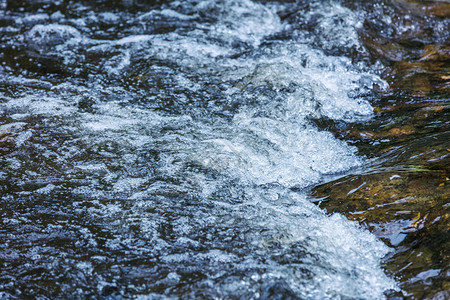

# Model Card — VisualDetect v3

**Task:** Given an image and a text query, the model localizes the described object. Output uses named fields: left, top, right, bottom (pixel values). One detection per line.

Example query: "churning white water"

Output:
left=0, top=0, right=398, bottom=298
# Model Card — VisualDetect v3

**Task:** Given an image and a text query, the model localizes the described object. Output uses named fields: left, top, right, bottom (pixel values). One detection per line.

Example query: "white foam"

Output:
left=195, top=0, right=282, bottom=47
left=1, top=0, right=398, bottom=298
left=25, top=24, right=81, bottom=52
left=115, top=35, right=153, bottom=46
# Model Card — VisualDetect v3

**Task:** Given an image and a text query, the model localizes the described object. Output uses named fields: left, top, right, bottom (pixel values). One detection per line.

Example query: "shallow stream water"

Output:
left=0, top=0, right=448, bottom=299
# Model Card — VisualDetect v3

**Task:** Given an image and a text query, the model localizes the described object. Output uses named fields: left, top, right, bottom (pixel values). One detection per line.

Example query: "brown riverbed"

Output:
left=313, top=0, right=449, bottom=298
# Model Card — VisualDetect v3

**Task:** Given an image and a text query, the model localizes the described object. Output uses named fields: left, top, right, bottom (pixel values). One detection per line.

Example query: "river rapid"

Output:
left=0, top=0, right=446, bottom=299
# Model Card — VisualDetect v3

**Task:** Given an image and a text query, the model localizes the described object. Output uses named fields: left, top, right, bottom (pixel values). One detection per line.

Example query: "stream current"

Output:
left=0, top=0, right=404, bottom=298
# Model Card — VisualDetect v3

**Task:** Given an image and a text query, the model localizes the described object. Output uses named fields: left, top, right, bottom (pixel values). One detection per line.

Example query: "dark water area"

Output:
left=0, top=0, right=448, bottom=299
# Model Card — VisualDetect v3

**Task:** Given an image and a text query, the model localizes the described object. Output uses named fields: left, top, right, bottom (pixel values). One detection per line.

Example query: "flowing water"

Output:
left=0, top=0, right=447, bottom=299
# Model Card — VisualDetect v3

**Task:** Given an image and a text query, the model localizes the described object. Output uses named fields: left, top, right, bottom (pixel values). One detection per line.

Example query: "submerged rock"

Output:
left=311, top=1, right=450, bottom=297
left=313, top=165, right=449, bottom=298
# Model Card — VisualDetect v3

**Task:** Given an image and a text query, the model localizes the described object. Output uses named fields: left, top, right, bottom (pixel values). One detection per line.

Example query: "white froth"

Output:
left=25, top=24, right=81, bottom=52
left=1, top=0, right=399, bottom=298
left=195, top=0, right=282, bottom=47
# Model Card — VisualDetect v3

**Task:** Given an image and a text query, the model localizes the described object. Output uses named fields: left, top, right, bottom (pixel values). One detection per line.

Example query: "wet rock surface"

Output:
left=313, top=161, right=449, bottom=298
left=313, top=1, right=449, bottom=298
